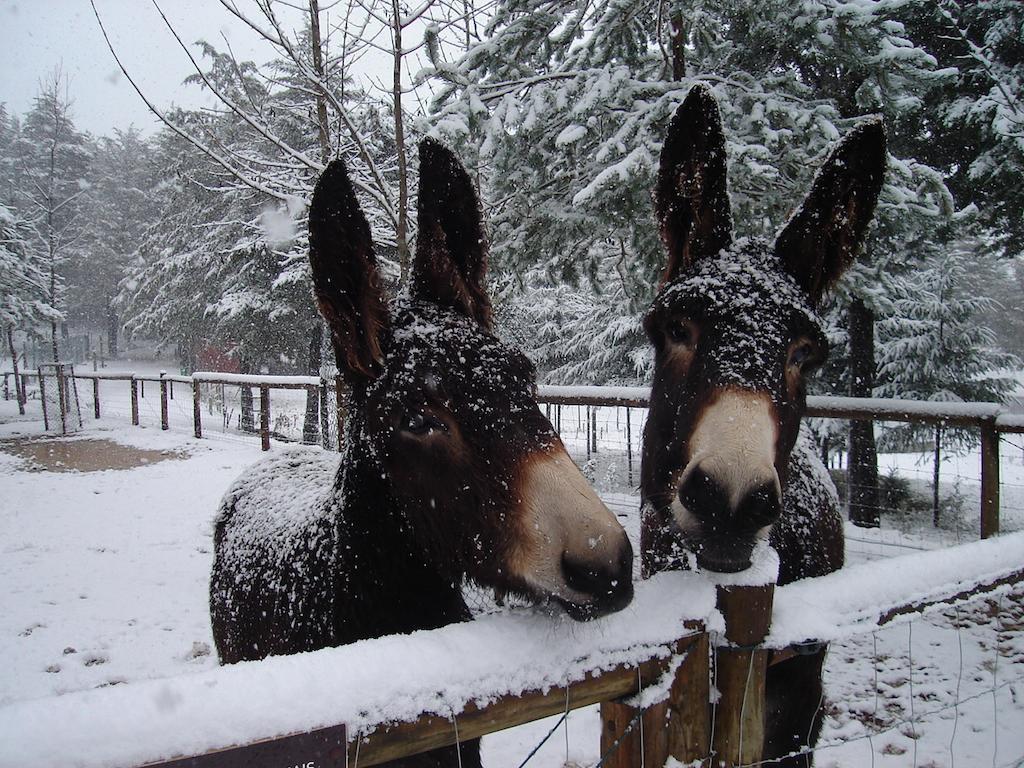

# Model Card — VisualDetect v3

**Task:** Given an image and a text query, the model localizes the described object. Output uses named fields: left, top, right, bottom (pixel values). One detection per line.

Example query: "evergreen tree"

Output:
left=8, top=72, right=92, bottom=363
left=68, top=127, right=160, bottom=357
left=0, top=204, right=61, bottom=412
left=875, top=233, right=1017, bottom=524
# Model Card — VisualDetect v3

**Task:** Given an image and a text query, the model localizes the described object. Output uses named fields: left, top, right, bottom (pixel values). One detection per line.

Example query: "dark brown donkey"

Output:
left=641, top=85, right=885, bottom=766
left=210, top=140, right=633, bottom=768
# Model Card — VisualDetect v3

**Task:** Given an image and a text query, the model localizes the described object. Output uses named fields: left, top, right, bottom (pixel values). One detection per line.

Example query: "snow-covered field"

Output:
left=1, top=395, right=1023, bottom=767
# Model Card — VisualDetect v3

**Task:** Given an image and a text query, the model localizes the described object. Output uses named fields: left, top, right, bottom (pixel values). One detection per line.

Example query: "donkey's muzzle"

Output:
left=678, top=467, right=781, bottom=533
left=558, top=541, right=634, bottom=620
left=676, top=465, right=781, bottom=574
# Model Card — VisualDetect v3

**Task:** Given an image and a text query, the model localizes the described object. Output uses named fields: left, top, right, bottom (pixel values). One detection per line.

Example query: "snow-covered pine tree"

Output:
left=899, top=0, right=1024, bottom=250
left=876, top=232, right=1018, bottom=525
left=68, top=128, right=161, bottom=358
left=0, top=204, right=61, bottom=412
left=8, top=72, right=92, bottom=364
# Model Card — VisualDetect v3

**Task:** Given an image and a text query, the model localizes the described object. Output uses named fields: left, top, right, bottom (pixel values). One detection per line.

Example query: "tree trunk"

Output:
left=847, top=297, right=880, bottom=528
left=302, top=325, right=323, bottom=444
left=7, top=327, right=25, bottom=415
left=669, top=7, right=686, bottom=80
left=391, top=1, right=410, bottom=279
left=309, top=0, right=332, bottom=163
left=932, top=425, right=942, bottom=527
left=107, top=304, right=119, bottom=358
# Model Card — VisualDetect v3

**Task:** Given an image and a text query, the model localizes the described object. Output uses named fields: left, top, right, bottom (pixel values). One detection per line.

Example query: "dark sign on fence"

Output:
left=147, top=724, right=347, bottom=768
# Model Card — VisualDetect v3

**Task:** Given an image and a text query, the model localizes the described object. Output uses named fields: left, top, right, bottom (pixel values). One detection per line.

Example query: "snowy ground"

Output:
left=1, top=394, right=1023, bottom=767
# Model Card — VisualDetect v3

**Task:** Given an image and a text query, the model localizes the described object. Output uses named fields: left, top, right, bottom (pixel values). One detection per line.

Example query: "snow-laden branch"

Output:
left=150, top=0, right=325, bottom=173
left=90, top=0, right=293, bottom=204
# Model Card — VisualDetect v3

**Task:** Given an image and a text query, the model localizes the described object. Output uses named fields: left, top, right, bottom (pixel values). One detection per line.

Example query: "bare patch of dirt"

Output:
left=0, top=437, right=188, bottom=472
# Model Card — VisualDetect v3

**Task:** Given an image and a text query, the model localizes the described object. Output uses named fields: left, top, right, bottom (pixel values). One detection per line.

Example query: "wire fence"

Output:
left=4, top=371, right=1024, bottom=553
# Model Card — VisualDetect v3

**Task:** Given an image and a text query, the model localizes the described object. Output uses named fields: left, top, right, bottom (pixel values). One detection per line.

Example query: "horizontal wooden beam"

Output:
left=349, top=634, right=700, bottom=768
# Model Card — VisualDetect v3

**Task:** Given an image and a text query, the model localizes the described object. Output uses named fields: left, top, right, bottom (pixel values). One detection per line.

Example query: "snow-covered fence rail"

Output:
left=4, top=373, right=1023, bottom=536
left=3, top=534, right=1023, bottom=768
left=3, top=369, right=348, bottom=451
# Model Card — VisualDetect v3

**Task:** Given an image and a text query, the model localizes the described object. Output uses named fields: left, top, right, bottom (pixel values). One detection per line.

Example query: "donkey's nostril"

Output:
left=678, top=466, right=729, bottom=522
left=736, top=481, right=781, bottom=528
left=561, top=543, right=634, bottom=618
left=562, top=554, right=612, bottom=597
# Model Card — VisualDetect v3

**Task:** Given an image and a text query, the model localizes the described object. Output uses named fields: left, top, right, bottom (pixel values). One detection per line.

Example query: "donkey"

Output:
left=640, top=85, right=885, bottom=766
left=210, top=140, right=634, bottom=768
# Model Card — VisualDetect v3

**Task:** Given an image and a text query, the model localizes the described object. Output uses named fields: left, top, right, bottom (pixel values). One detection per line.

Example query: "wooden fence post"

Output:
left=712, top=584, right=774, bottom=768
left=56, top=364, right=68, bottom=435
left=625, top=408, right=633, bottom=487
left=130, top=377, right=139, bottom=426
left=335, top=376, right=346, bottom=453
left=93, top=378, right=100, bottom=419
left=980, top=424, right=1000, bottom=539
left=260, top=385, right=271, bottom=451
left=592, top=405, right=598, bottom=454
left=586, top=406, right=592, bottom=460
left=193, top=380, right=203, bottom=439
left=160, top=373, right=169, bottom=430
left=600, top=629, right=710, bottom=768
left=38, top=369, right=49, bottom=431
left=3, top=372, right=8, bottom=400
left=319, top=378, right=330, bottom=450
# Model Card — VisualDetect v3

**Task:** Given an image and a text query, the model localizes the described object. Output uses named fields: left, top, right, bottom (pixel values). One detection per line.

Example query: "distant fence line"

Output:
left=4, top=369, right=1024, bottom=539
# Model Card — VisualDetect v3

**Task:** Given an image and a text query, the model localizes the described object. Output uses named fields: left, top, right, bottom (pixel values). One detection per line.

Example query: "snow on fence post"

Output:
left=130, top=377, right=139, bottom=426
left=92, top=378, right=100, bottom=419
left=259, top=385, right=271, bottom=451
left=980, top=423, right=1000, bottom=539
left=192, top=380, right=202, bottom=439
left=160, top=372, right=169, bottom=431
left=712, top=582, right=775, bottom=767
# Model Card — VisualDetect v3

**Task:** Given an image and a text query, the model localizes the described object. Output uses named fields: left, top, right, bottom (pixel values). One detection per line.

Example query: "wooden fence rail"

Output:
left=3, top=533, right=1021, bottom=768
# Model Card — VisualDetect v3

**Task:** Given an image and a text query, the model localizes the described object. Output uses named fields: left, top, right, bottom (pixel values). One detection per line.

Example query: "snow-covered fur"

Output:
left=640, top=85, right=885, bottom=767
left=211, top=140, right=633, bottom=768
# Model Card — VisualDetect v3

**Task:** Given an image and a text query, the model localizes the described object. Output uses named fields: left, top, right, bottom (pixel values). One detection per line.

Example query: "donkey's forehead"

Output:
left=653, top=238, right=822, bottom=391
left=380, top=299, right=534, bottom=397
left=656, top=238, right=815, bottom=320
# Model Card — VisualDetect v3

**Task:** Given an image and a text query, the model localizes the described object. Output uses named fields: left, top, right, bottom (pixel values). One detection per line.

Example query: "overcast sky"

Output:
left=0, top=0, right=295, bottom=137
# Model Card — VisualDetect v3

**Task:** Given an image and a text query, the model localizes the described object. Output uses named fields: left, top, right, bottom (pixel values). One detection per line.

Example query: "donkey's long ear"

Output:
left=309, top=159, right=389, bottom=384
left=655, top=84, right=733, bottom=283
left=412, top=138, right=493, bottom=330
left=774, top=118, right=886, bottom=305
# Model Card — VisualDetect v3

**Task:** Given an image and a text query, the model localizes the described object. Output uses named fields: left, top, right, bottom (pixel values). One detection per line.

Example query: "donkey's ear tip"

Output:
left=419, top=136, right=455, bottom=167
left=668, top=83, right=721, bottom=133
left=843, top=116, right=887, bottom=161
left=313, top=158, right=352, bottom=202
left=681, top=82, right=718, bottom=113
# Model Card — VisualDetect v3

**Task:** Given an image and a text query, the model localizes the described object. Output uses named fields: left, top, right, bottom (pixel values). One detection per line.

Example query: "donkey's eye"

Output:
left=788, top=341, right=817, bottom=369
left=668, top=320, right=698, bottom=347
left=404, top=412, right=446, bottom=436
